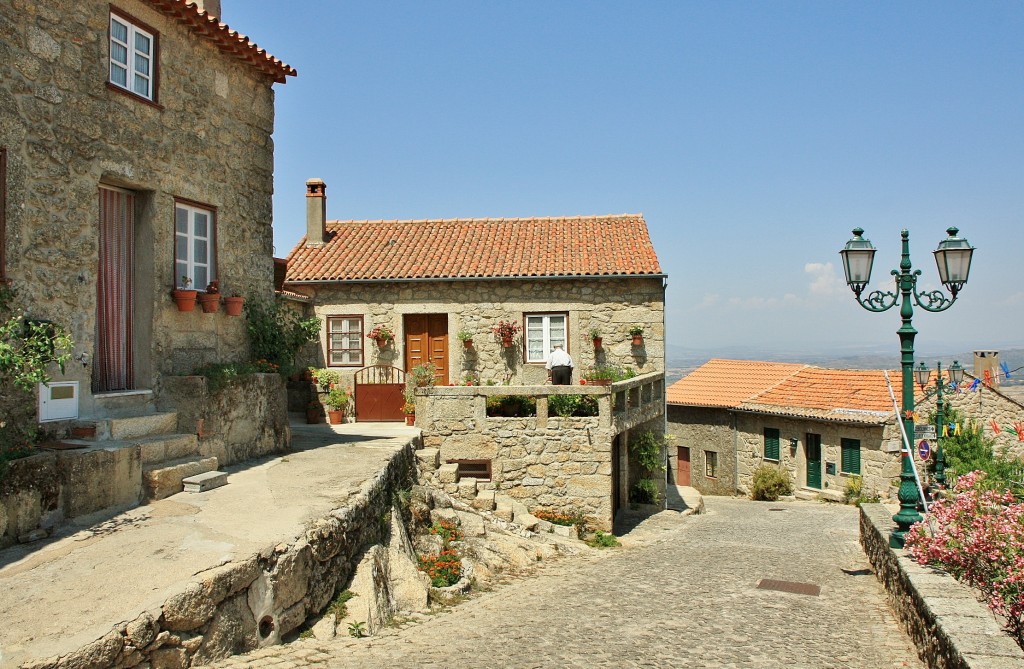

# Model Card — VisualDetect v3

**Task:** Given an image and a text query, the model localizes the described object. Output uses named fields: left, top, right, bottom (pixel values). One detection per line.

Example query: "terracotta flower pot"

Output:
left=376, top=337, right=389, bottom=348
left=71, top=425, right=96, bottom=439
left=223, top=296, right=244, bottom=316
left=172, top=289, right=197, bottom=312
left=328, top=409, right=344, bottom=424
left=631, top=335, right=644, bottom=346
left=306, top=409, right=322, bottom=424
left=501, top=337, right=513, bottom=348
left=463, top=339, right=473, bottom=349
left=405, top=414, right=416, bottom=426
left=592, top=337, right=603, bottom=349
left=198, top=293, right=220, bottom=314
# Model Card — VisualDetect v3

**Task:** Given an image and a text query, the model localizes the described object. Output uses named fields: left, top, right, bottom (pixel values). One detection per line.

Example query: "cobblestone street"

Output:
left=212, top=497, right=922, bottom=669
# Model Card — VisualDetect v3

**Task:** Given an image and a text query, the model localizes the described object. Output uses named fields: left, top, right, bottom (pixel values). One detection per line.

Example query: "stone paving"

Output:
left=208, top=497, right=923, bottom=668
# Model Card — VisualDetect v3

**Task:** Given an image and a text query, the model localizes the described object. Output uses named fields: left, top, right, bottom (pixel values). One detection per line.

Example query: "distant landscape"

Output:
left=665, top=344, right=1024, bottom=389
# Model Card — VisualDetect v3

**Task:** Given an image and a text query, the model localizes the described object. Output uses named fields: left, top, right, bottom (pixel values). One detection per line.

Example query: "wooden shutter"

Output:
left=764, top=428, right=780, bottom=461
left=841, top=438, right=861, bottom=475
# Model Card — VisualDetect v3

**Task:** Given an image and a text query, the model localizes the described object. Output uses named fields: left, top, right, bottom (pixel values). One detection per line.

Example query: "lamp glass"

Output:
left=914, top=362, right=930, bottom=387
left=948, top=360, right=965, bottom=385
left=840, top=228, right=876, bottom=287
left=933, top=227, right=974, bottom=287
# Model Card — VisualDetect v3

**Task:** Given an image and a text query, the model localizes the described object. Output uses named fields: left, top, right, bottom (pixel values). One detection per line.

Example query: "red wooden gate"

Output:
left=354, top=365, right=406, bottom=422
left=677, top=446, right=691, bottom=486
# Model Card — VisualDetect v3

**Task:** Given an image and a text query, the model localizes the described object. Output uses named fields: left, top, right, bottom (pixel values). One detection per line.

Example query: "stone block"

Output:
left=471, top=489, right=495, bottom=511
left=415, top=448, right=440, bottom=471
left=457, top=478, right=478, bottom=498
left=437, top=463, right=459, bottom=484
left=144, top=457, right=219, bottom=501
left=182, top=470, right=228, bottom=493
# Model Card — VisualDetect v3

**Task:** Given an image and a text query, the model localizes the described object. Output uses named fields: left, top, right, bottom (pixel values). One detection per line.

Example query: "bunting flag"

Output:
left=968, top=378, right=981, bottom=392
left=1001, top=362, right=1012, bottom=380
left=1014, top=421, right=1024, bottom=441
left=954, top=422, right=962, bottom=436
left=990, top=418, right=1002, bottom=435
left=942, top=423, right=949, bottom=437
left=904, top=409, right=914, bottom=420
left=984, top=369, right=993, bottom=386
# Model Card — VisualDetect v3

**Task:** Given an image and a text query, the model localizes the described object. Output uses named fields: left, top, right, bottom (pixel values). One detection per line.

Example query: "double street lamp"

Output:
left=914, top=359, right=966, bottom=489
left=839, top=227, right=975, bottom=548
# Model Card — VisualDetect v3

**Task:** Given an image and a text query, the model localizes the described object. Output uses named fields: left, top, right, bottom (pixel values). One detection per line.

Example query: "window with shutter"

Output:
left=841, top=438, right=861, bottom=475
left=764, top=427, right=780, bottom=461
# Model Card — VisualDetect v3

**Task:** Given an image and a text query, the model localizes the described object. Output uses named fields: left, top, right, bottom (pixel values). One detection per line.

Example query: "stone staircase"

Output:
left=70, top=391, right=227, bottom=501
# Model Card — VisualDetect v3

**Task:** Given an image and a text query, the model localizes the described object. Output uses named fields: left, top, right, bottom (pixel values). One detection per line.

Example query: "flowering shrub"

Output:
left=491, top=319, right=521, bottom=340
left=429, top=518, right=463, bottom=543
left=533, top=509, right=585, bottom=527
left=417, top=549, right=462, bottom=587
left=906, top=470, right=1024, bottom=647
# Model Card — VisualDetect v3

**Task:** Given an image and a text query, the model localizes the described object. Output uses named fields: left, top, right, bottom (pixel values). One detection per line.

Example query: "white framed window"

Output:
left=175, top=202, right=216, bottom=289
left=110, top=12, right=156, bottom=101
left=328, top=316, right=364, bottom=366
left=525, top=313, right=567, bottom=363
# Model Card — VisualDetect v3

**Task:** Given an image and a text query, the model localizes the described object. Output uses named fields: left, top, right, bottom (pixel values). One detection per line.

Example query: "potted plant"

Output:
left=628, top=325, right=644, bottom=346
left=325, top=386, right=350, bottom=424
left=367, top=323, right=395, bottom=348
left=588, top=326, right=603, bottom=349
left=315, top=367, right=341, bottom=392
left=457, top=328, right=474, bottom=349
left=223, top=291, right=244, bottom=316
left=172, top=275, right=197, bottom=312
left=491, top=319, right=521, bottom=348
left=198, top=280, right=220, bottom=314
left=306, top=400, right=324, bottom=424
left=410, top=362, right=437, bottom=388
left=402, top=389, right=416, bottom=426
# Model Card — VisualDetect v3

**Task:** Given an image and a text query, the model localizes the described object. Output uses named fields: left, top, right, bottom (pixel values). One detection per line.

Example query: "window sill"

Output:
left=107, top=82, right=163, bottom=110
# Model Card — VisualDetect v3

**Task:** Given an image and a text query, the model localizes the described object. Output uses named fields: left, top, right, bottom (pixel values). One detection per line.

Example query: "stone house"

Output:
left=666, top=360, right=907, bottom=500
left=668, top=357, right=1024, bottom=501
left=1, top=0, right=295, bottom=420
left=283, top=178, right=666, bottom=420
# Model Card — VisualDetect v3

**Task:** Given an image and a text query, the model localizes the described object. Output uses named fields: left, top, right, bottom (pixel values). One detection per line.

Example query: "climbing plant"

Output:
left=244, top=298, right=320, bottom=375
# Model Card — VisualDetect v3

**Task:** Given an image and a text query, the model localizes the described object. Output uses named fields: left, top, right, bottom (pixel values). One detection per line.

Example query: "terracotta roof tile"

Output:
left=752, top=367, right=900, bottom=414
left=666, top=359, right=807, bottom=408
left=145, top=1, right=296, bottom=82
left=284, top=215, right=662, bottom=282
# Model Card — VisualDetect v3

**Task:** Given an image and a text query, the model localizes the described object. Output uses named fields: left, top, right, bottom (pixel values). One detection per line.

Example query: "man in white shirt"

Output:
left=545, top=343, right=573, bottom=385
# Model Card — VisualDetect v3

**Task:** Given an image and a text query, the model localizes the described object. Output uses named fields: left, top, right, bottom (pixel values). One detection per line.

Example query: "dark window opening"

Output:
left=448, top=459, right=492, bottom=481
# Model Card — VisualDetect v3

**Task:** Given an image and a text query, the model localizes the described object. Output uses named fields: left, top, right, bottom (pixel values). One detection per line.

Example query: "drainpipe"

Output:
left=732, top=410, right=740, bottom=494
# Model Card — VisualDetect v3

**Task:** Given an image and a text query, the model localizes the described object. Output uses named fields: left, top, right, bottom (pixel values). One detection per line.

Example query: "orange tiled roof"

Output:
left=752, top=367, right=899, bottom=414
left=284, top=215, right=663, bottom=282
left=145, top=1, right=296, bottom=83
left=666, top=359, right=807, bottom=408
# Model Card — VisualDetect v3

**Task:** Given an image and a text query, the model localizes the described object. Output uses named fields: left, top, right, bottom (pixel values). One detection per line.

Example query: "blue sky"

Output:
left=236, top=1, right=1024, bottom=356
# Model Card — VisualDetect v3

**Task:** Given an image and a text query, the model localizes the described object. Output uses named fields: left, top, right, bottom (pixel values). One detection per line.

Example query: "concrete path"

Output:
left=0, top=420, right=418, bottom=669
left=209, top=497, right=923, bottom=669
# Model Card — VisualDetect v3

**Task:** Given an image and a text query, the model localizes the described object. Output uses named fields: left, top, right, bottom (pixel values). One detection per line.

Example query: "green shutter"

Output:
left=841, top=438, right=861, bottom=475
left=764, top=428, right=780, bottom=461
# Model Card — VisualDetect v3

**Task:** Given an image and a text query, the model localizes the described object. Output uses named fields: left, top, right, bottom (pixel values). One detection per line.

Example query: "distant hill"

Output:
left=665, top=344, right=1024, bottom=387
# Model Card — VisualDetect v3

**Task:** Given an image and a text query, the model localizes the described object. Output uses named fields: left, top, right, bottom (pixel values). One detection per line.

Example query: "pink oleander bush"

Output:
left=905, top=470, right=1024, bottom=648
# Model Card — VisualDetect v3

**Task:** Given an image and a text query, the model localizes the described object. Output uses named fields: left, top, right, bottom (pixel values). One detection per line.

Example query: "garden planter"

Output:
left=198, top=293, right=220, bottom=314
left=223, top=296, right=244, bottom=316
left=405, top=414, right=416, bottom=426
left=428, top=560, right=473, bottom=605
left=328, top=409, right=344, bottom=424
left=631, top=335, right=644, bottom=346
left=70, top=424, right=96, bottom=439
left=463, top=339, right=473, bottom=349
left=306, top=409, right=323, bottom=424
left=376, top=337, right=390, bottom=348
left=172, top=289, right=197, bottom=312
left=501, top=337, right=513, bottom=348
left=592, top=337, right=603, bottom=349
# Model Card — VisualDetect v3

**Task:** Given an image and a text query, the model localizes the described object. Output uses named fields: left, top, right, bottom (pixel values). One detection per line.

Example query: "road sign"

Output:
left=918, top=439, right=931, bottom=461
left=915, top=424, right=937, bottom=441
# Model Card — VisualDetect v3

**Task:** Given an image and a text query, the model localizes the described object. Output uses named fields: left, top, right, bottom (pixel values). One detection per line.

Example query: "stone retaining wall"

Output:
left=25, top=441, right=416, bottom=669
left=157, top=373, right=289, bottom=467
left=859, top=503, right=1024, bottom=668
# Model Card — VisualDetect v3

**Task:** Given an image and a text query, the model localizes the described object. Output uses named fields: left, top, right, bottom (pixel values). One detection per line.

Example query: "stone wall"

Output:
left=917, top=384, right=1024, bottom=461
left=1, top=0, right=280, bottom=415
left=418, top=373, right=666, bottom=530
left=859, top=503, right=1024, bottom=668
left=666, top=405, right=737, bottom=495
left=27, top=441, right=416, bottom=669
left=0, top=446, right=142, bottom=549
left=666, top=405, right=900, bottom=499
left=292, top=276, right=665, bottom=388
left=157, top=373, right=289, bottom=467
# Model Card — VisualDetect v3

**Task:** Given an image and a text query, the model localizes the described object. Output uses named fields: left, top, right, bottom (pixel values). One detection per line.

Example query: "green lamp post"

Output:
left=914, top=359, right=965, bottom=489
left=840, top=227, right=974, bottom=548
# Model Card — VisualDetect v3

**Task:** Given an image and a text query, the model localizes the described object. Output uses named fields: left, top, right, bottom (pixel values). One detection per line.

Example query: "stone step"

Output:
left=143, top=456, right=219, bottom=501
left=415, top=447, right=440, bottom=472
left=106, top=411, right=178, bottom=441
left=91, top=389, right=155, bottom=418
left=138, top=433, right=200, bottom=465
left=182, top=470, right=228, bottom=493
left=471, top=489, right=495, bottom=512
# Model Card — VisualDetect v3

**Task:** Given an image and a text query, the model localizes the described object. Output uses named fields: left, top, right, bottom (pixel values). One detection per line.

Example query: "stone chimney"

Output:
left=974, top=350, right=1000, bottom=386
left=305, top=178, right=327, bottom=247
left=192, top=0, right=221, bottom=19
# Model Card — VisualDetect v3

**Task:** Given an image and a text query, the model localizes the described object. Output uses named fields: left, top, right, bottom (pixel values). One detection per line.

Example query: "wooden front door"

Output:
left=676, top=446, right=691, bottom=486
left=94, top=186, right=134, bottom=392
left=404, top=314, right=448, bottom=385
left=806, top=433, right=822, bottom=489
